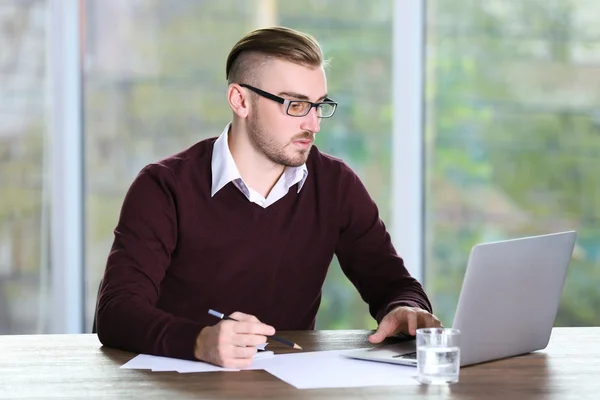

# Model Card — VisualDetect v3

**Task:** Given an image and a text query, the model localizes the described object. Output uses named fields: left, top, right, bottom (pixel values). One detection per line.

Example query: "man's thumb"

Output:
left=368, top=321, right=390, bottom=343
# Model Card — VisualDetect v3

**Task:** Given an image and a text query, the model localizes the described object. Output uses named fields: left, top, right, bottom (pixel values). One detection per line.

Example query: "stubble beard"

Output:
left=247, top=113, right=313, bottom=168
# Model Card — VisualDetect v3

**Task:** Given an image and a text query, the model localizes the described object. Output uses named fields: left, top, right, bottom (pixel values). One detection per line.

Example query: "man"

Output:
left=97, top=26, right=441, bottom=369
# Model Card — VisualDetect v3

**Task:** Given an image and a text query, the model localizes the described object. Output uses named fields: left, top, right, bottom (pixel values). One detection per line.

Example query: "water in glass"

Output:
left=417, top=345, right=460, bottom=384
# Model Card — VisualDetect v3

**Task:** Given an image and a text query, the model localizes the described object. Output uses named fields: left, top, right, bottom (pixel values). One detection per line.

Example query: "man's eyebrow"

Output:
left=278, top=91, right=329, bottom=102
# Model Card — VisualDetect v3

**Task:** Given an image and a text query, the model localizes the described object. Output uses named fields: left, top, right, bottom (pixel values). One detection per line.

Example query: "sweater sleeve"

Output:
left=96, top=164, right=204, bottom=360
left=334, top=164, right=433, bottom=323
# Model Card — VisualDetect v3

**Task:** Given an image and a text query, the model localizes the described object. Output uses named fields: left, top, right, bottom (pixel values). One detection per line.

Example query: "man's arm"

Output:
left=96, top=164, right=204, bottom=360
left=334, top=164, right=433, bottom=323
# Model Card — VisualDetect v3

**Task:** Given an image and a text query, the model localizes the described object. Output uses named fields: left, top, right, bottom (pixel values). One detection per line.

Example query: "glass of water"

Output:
left=416, top=328, right=461, bottom=385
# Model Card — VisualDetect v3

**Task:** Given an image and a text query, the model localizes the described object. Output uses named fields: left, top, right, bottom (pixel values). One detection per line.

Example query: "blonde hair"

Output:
left=226, top=26, right=326, bottom=85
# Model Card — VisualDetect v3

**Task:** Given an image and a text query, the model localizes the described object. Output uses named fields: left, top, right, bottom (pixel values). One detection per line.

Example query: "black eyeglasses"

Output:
left=239, top=83, right=337, bottom=118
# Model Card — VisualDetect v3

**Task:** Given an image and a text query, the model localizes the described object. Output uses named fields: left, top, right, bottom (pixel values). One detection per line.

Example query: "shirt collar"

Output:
left=211, top=123, right=309, bottom=197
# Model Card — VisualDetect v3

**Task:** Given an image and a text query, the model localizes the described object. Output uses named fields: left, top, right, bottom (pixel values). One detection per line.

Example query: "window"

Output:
left=0, top=0, right=51, bottom=333
left=425, top=0, right=600, bottom=326
left=5, top=0, right=596, bottom=334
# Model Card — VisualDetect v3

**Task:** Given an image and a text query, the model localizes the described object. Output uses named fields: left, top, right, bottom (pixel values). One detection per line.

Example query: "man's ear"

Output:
left=227, top=84, right=249, bottom=118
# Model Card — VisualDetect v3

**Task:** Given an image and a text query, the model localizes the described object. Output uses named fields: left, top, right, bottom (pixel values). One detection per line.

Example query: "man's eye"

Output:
left=290, top=102, right=306, bottom=110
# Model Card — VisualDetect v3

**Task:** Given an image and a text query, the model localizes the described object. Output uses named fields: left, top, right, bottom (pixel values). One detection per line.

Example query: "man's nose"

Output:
left=300, top=106, right=321, bottom=133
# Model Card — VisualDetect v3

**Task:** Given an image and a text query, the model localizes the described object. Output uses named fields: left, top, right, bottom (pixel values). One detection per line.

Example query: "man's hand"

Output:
left=368, top=306, right=442, bottom=344
left=194, top=311, right=275, bottom=368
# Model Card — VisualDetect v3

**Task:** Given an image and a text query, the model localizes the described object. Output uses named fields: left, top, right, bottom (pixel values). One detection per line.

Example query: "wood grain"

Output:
left=1, top=328, right=599, bottom=399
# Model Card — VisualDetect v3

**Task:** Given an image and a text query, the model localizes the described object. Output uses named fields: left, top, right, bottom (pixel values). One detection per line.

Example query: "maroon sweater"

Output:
left=97, top=138, right=432, bottom=360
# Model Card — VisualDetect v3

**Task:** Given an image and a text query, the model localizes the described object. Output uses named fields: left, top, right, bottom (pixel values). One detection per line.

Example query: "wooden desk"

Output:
left=1, top=328, right=599, bottom=399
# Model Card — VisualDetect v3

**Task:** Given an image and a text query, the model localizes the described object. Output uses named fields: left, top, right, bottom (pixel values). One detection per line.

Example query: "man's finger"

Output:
left=420, top=311, right=441, bottom=328
left=232, top=321, right=275, bottom=336
left=220, top=355, right=254, bottom=369
left=381, top=313, right=401, bottom=336
left=368, top=332, right=389, bottom=343
left=229, top=311, right=260, bottom=323
left=419, top=311, right=433, bottom=328
left=368, top=315, right=396, bottom=343
left=238, top=334, right=269, bottom=347
left=232, top=345, right=258, bottom=359
left=368, top=330, right=385, bottom=343
left=406, top=309, right=418, bottom=336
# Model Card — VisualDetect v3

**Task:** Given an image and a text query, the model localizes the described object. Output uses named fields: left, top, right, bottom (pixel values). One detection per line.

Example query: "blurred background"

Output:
left=1, top=0, right=598, bottom=334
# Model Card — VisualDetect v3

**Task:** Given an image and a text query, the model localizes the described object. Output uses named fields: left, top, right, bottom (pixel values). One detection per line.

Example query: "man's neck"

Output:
left=228, top=124, right=285, bottom=198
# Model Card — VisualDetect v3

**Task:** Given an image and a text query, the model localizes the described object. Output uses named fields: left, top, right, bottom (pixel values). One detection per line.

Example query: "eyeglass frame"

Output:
left=238, top=83, right=338, bottom=118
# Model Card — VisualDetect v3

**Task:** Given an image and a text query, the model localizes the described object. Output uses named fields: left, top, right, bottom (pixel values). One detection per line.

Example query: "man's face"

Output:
left=246, top=59, right=327, bottom=167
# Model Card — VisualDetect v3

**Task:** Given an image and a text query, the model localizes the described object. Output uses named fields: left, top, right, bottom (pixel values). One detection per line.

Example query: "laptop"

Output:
left=343, top=231, right=577, bottom=367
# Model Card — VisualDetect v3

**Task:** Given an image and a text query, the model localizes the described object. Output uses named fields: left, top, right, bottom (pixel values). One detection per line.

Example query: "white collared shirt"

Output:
left=210, top=123, right=308, bottom=208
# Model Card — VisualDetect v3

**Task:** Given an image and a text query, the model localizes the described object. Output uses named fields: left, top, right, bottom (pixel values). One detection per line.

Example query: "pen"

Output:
left=208, top=309, right=303, bottom=350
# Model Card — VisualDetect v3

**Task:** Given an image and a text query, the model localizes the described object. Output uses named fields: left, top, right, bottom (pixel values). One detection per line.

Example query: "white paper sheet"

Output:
left=120, top=343, right=271, bottom=373
left=253, top=349, right=420, bottom=389
left=120, top=346, right=420, bottom=389
left=120, top=354, right=239, bottom=372
left=176, top=350, right=275, bottom=373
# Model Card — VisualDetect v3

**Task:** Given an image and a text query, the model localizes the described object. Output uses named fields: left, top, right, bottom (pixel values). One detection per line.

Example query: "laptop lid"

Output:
left=454, top=231, right=576, bottom=366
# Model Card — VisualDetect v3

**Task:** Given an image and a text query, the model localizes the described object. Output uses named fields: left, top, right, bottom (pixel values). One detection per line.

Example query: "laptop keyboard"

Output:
left=392, top=351, right=417, bottom=360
